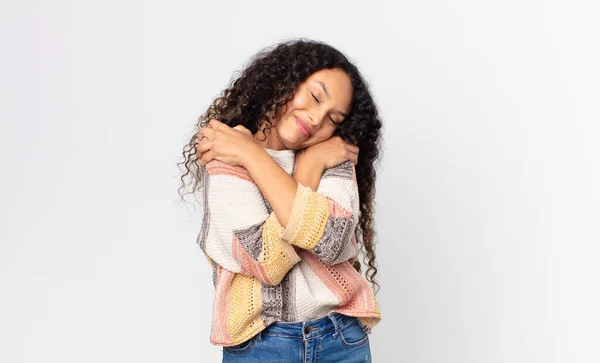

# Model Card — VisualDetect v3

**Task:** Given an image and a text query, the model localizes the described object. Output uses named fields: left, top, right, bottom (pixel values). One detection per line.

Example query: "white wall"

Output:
left=1, top=0, right=598, bottom=362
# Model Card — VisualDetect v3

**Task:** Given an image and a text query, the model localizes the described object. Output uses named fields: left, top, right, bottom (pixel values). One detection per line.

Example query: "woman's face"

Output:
left=259, top=68, right=353, bottom=151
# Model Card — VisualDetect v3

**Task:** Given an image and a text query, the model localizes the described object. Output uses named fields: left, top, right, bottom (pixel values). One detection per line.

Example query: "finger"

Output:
left=199, top=150, right=214, bottom=167
left=196, top=140, right=212, bottom=155
left=346, top=149, right=358, bottom=165
left=346, top=143, right=359, bottom=154
left=346, top=149, right=358, bottom=163
left=346, top=145, right=359, bottom=158
left=197, top=133, right=210, bottom=146
left=208, top=118, right=224, bottom=130
left=195, top=146, right=206, bottom=166
left=199, top=126, right=216, bottom=140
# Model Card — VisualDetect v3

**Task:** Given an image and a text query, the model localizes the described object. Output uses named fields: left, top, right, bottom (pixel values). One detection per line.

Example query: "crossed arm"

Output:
left=196, top=120, right=361, bottom=285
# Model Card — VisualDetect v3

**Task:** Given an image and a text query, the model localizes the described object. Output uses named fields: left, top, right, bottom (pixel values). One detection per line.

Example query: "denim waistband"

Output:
left=259, top=313, right=357, bottom=339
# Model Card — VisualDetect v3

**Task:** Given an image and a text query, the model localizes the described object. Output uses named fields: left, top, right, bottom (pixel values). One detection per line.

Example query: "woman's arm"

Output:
left=292, top=150, right=325, bottom=191
left=241, top=146, right=300, bottom=229
left=283, top=160, right=362, bottom=265
left=242, top=146, right=362, bottom=266
left=197, top=163, right=301, bottom=286
left=239, top=136, right=358, bottom=230
left=198, top=120, right=361, bottom=265
left=197, top=120, right=356, bottom=229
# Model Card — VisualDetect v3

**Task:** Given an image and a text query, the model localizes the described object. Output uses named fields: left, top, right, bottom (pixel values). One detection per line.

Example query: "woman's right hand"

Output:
left=195, top=119, right=260, bottom=167
left=299, top=136, right=359, bottom=170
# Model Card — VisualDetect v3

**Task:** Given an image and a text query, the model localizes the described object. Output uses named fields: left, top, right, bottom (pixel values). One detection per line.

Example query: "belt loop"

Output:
left=328, top=313, right=341, bottom=339
left=256, top=330, right=262, bottom=342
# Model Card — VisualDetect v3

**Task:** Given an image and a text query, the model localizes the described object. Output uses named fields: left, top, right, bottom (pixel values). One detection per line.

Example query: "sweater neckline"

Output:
left=264, top=148, right=296, bottom=159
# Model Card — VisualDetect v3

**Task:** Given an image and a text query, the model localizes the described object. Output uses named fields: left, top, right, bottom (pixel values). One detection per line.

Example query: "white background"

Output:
left=1, top=0, right=599, bottom=362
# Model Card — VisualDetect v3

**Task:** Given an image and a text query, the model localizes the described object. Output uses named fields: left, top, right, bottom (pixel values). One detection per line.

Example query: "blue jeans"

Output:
left=222, top=313, right=372, bottom=362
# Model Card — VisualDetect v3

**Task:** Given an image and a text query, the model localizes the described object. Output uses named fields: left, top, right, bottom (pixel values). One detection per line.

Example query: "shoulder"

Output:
left=322, top=161, right=356, bottom=182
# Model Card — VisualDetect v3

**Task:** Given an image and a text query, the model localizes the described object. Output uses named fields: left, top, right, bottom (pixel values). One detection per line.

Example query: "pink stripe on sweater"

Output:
left=333, top=260, right=378, bottom=314
left=231, top=235, right=274, bottom=285
left=211, top=265, right=234, bottom=345
left=301, top=251, right=377, bottom=313
left=327, top=198, right=353, bottom=219
left=207, top=161, right=253, bottom=183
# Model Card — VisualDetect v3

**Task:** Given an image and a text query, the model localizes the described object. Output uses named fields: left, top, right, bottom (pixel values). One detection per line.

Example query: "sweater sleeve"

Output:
left=279, top=161, right=361, bottom=265
left=196, top=161, right=301, bottom=286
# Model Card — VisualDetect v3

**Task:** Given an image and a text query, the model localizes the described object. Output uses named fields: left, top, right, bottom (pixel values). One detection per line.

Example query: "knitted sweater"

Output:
left=196, top=148, right=381, bottom=347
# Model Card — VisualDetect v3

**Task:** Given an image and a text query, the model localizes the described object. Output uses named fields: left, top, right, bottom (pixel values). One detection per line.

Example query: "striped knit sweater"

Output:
left=196, top=148, right=381, bottom=347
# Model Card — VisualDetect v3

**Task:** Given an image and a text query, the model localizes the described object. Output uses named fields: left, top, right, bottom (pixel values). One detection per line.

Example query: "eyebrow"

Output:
left=314, top=80, right=348, bottom=117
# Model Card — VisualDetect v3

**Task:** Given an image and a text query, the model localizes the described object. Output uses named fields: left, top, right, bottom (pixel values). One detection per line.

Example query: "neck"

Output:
left=253, top=120, right=287, bottom=150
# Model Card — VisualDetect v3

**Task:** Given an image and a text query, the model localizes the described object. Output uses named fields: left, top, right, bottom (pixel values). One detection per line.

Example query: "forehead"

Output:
left=304, top=68, right=353, bottom=109
left=306, top=68, right=352, bottom=90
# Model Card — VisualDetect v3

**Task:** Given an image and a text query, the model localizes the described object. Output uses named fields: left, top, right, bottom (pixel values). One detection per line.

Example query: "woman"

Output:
left=178, top=39, right=383, bottom=362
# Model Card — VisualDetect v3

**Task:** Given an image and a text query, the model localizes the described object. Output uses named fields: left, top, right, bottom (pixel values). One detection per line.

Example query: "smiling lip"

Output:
left=295, top=116, right=312, bottom=136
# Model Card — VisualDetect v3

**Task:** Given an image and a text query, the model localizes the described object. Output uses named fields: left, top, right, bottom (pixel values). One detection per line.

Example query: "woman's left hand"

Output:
left=296, top=136, right=359, bottom=171
left=196, top=119, right=259, bottom=167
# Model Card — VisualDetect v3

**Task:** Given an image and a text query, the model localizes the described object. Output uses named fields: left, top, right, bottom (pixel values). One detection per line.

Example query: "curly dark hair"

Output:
left=177, top=38, right=383, bottom=294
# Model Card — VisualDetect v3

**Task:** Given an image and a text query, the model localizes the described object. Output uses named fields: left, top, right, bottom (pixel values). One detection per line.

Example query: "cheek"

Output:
left=289, top=93, right=309, bottom=111
left=306, top=130, right=335, bottom=146
left=316, top=127, right=336, bottom=141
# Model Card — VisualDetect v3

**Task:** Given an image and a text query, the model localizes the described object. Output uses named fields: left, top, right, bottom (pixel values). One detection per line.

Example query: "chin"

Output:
left=281, top=140, right=302, bottom=151
left=277, top=131, right=304, bottom=151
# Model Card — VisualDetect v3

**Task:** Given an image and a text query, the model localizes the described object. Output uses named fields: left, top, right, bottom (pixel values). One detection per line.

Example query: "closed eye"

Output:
left=312, top=93, right=338, bottom=124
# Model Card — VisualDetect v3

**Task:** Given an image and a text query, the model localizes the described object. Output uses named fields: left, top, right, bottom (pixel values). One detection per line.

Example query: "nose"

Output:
left=308, top=108, right=328, bottom=127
